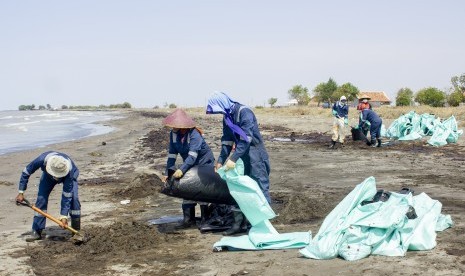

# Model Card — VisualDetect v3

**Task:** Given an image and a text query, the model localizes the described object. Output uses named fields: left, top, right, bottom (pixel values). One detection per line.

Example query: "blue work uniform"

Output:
left=165, top=128, right=215, bottom=209
left=359, top=109, right=383, bottom=142
left=218, top=104, right=271, bottom=203
left=332, top=101, right=348, bottom=119
left=18, top=151, right=80, bottom=232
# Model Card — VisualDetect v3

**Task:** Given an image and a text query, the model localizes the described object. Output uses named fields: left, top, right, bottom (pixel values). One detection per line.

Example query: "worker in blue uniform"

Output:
left=359, top=108, right=383, bottom=147
left=206, top=91, right=271, bottom=235
left=329, top=95, right=349, bottom=148
left=15, top=151, right=80, bottom=242
left=162, top=109, right=215, bottom=229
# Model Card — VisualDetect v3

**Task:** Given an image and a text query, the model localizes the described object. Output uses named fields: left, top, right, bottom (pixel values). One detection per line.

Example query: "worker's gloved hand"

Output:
left=354, top=125, right=360, bottom=130
left=214, top=162, right=223, bottom=172
left=332, top=110, right=338, bottom=116
left=15, top=193, right=24, bottom=204
left=161, top=175, right=168, bottom=183
left=173, top=169, right=183, bottom=178
left=344, top=118, right=349, bottom=125
left=60, top=216, right=68, bottom=229
left=225, top=160, right=236, bottom=170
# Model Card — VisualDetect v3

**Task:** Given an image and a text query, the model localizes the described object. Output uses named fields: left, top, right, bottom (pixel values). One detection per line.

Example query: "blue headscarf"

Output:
left=206, top=92, right=237, bottom=114
left=206, top=92, right=249, bottom=141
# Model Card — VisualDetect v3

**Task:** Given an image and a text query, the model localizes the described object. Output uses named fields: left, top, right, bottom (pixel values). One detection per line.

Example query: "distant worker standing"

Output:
left=357, top=94, right=372, bottom=111
left=359, top=108, right=383, bottom=147
left=15, top=151, right=81, bottom=242
left=357, top=94, right=373, bottom=136
left=329, top=95, right=349, bottom=149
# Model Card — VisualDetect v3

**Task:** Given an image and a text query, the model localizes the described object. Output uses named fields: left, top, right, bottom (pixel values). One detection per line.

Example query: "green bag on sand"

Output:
left=299, top=177, right=453, bottom=261
left=386, top=111, right=463, bottom=146
left=213, top=159, right=311, bottom=250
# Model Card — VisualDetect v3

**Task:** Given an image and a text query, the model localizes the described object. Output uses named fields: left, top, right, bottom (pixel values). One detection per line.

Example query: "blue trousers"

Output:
left=242, top=144, right=271, bottom=204
left=32, top=173, right=81, bottom=232
left=370, top=122, right=382, bottom=142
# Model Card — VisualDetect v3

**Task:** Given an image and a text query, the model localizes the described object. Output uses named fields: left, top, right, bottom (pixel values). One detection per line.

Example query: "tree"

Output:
left=169, top=103, right=177, bottom=108
left=333, top=82, right=359, bottom=102
left=18, top=105, right=35, bottom=111
left=451, top=73, right=465, bottom=94
left=268, top=97, right=278, bottom=107
left=415, top=87, right=446, bottom=107
left=395, top=88, right=414, bottom=106
left=447, top=90, right=464, bottom=107
left=288, top=85, right=310, bottom=105
left=38, top=105, right=46, bottom=110
left=121, top=102, right=132, bottom=108
left=61, top=105, right=69, bottom=109
left=312, top=78, right=338, bottom=105
left=46, top=104, right=51, bottom=110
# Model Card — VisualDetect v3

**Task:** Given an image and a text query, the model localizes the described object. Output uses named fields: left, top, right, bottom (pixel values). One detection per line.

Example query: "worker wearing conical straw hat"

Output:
left=162, top=109, right=215, bottom=229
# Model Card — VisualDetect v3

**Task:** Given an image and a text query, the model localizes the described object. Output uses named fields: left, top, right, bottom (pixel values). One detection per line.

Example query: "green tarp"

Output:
left=299, top=177, right=453, bottom=261
left=213, top=159, right=311, bottom=250
left=385, top=111, right=463, bottom=146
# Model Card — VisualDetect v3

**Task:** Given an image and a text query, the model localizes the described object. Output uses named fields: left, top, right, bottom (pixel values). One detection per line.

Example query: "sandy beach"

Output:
left=1, top=108, right=464, bottom=276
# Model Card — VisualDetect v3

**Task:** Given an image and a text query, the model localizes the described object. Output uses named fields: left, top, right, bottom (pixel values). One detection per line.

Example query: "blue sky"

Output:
left=1, top=0, right=464, bottom=110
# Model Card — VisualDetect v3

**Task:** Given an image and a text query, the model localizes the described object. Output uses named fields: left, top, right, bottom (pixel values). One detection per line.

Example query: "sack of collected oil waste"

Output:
left=161, top=165, right=237, bottom=205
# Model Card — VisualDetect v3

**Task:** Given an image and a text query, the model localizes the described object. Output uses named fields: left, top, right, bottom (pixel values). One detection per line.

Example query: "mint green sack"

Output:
left=217, top=159, right=275, bottom=225
left=214, top=159, right=311, bottom=251
left=300, top=177, right=453, bottom=261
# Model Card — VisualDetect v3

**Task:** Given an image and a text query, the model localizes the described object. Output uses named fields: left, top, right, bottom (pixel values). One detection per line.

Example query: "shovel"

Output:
left=16, top=198, right=88, bottom=244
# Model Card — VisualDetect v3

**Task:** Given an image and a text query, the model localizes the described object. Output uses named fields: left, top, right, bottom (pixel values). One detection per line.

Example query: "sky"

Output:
left=1, top=0, right=464, bottom=110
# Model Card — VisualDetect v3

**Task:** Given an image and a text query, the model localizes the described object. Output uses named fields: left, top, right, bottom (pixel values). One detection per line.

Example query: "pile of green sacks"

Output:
left=385, top=111, right=463, bottom=146
left=299, top=176, right=452, bottom=261
left=214, top=161, right=453, bottom=261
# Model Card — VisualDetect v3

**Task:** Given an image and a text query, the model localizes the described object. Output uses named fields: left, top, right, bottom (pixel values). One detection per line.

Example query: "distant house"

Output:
left=287, top=99, right=298, bottom=106
left=357, top=91, right=391, bottom=107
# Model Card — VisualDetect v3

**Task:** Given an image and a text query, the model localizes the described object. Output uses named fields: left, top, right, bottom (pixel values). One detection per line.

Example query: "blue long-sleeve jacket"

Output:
left=218, top=104, right=265, bottom=164
left=18, top=151, right=79, bottom=216
left=359, top=109, right=382, bottom=127
left=332, top=101, right=349, bottom=119
left=166, top=128, right=215, bottom=174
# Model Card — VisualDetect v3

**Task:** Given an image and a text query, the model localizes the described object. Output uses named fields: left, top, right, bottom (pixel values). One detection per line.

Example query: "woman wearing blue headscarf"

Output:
left=206, top=92, right=271, bottom=235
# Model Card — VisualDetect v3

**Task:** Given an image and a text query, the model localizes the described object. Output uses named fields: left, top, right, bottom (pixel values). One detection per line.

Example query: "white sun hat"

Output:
left=340, top=95, right=347, bottom=101
left=46, top=155, right=71, bottom=178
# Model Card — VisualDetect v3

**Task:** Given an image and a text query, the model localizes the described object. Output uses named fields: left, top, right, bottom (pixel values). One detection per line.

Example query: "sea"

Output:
left=0, top=110, right=121, bottom=155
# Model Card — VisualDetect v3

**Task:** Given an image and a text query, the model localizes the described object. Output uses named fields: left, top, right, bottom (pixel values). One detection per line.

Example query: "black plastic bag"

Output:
left=161, top=165, right=237, bottom=205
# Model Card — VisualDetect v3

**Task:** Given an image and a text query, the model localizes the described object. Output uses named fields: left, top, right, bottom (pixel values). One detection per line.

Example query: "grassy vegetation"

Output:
left=184, top=105, right=465, bottom=128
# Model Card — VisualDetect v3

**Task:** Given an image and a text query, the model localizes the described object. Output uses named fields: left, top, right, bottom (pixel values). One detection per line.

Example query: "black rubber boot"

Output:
left=71, top=218, right=81, bottom=231
left=222, top=211, right=245, bottom=236
left=200, top=205, right=209, bottom=225
left=370, top=140, right=377, bottom=147
left=377, top=139, right=382, bottom=147
left=26, top=230, right=42, bottom=242
left=175, top=207, right=196, bottom=229
left=328, top=140, right=336, bottom=149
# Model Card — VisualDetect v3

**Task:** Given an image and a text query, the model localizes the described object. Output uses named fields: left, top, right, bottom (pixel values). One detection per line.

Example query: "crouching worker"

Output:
left=162, top=109, right=215, bottom=229
left=359, top=108, right=383, bottom=147
left=206, top=92, right=271, bottom=235
left=15, top=151, right=80, bottom=242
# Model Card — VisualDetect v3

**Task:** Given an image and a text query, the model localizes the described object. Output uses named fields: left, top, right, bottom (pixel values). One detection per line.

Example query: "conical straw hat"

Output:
left=162, top=109, right=196, bottom=128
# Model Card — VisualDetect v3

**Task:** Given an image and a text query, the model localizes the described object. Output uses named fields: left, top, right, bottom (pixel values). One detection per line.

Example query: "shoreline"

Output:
left=1, top=108, right=464, bottom=275
left=0, top=110, right=125, bottom=156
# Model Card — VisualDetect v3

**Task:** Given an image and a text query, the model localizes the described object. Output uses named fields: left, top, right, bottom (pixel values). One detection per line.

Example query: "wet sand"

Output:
left=1, top=108, right=464, bottom=276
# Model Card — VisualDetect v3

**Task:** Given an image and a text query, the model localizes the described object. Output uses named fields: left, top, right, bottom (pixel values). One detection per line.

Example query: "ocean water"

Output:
left=0, top=110, right=121, bottom=155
